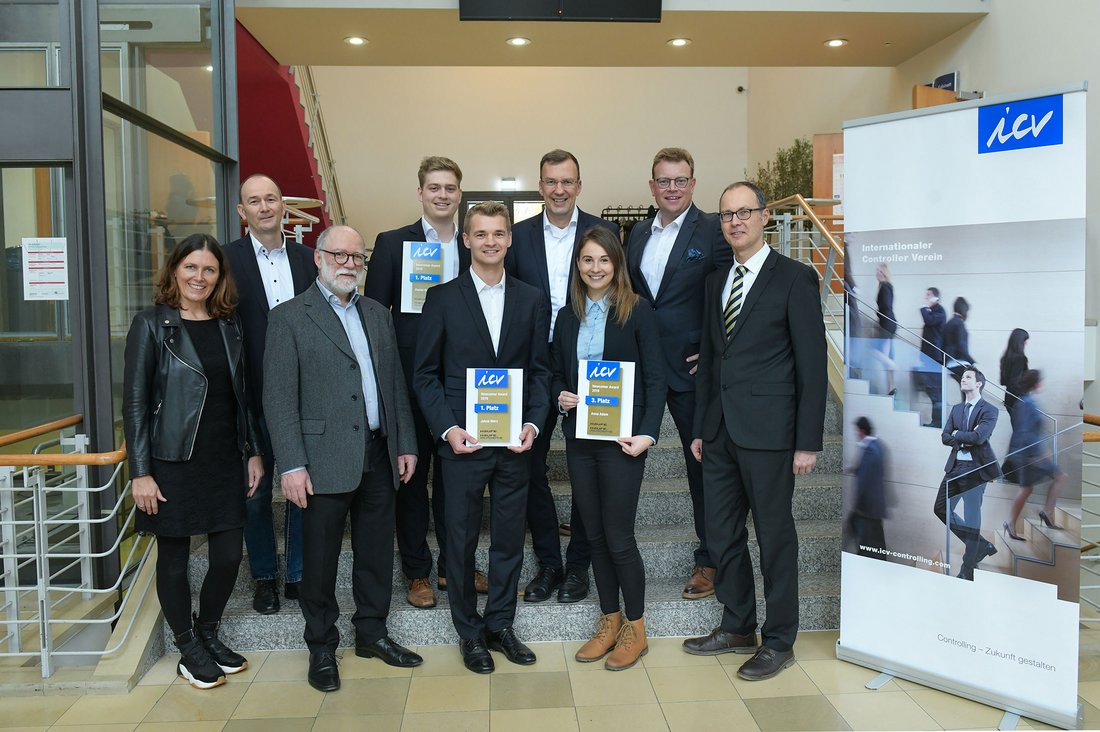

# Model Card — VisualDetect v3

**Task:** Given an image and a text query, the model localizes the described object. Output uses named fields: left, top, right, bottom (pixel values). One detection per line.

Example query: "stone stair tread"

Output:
left=546, top=474, right=842, bottom=495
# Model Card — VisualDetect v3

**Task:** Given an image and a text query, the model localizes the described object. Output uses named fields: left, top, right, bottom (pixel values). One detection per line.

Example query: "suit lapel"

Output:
left=459, top=274, right=498, bottom=360
left=655, top=205, right=699, bottom=299
left=725, top=248, right=777, bottom=349
left=528, top=217, right=552, bottom=300
left=235, top=238, right=271, bottom=315
left=303, top=285, right=356, bottom=362
left=289, top=240, right=316, bottom=294
left=629, top=221, right=656, bottom=301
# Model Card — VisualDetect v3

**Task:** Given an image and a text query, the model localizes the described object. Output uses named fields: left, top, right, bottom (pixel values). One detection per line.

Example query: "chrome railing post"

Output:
left=0, top=466, right=20, bottom=654
left=31, top=466, right=53, bottom=678
left=777, top=212, right=792, bottom=258
left=70, top=434, right=93, bottom=600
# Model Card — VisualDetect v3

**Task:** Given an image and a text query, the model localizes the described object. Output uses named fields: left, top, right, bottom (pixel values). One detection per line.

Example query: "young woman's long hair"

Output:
left=568, top=226, right=637, bottom=326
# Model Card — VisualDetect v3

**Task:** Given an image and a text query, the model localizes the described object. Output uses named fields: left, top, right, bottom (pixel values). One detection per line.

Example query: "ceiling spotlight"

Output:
left=344, top=36, right=367, bottom=46
left=824, top=38, right=848, bottom=48
left=506, top=37, right=531, bottom=47
left=667, top=38, right=692, bottom=47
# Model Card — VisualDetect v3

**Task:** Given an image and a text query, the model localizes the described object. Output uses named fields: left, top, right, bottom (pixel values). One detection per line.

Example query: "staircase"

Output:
left=179, top=397, right=845, bottom=651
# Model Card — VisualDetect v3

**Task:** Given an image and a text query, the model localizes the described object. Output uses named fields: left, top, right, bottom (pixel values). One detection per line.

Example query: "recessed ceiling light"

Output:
left=506, top=37, right=531, bottom=47
left=667, top=37, right=692, bottom=47
left=824, top=38, right=848, bottom=48
left=344, top=36, right=367, bottom=46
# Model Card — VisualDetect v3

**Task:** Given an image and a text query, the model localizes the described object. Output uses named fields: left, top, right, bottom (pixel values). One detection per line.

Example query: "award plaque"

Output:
left=465, top=368, right=524, bottom=447
left=576, top=360, right=635, bottom=440
left=399, top=241, right=447, bottom=313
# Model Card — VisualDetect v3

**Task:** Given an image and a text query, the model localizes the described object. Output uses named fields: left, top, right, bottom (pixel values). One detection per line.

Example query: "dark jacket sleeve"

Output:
left=234, top=312, right=263, bottom=458
left=524, top=296, right=552, bottom=430
left=364, top=233, right=397, bottom=308
left=633, top=303, right=667, bottom=441
left=549, top=308, right=572, bottom=410
left=122, top=311, right=157, bottom=478
left=790, top=263, right=828, bottom=452
left=412, top=286, right=455, bottom=439
left=262, top=304, right=307, bottom=472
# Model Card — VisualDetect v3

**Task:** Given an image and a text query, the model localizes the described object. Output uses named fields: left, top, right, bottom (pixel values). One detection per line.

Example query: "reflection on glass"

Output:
left=0, top=2, right=61, bottom=87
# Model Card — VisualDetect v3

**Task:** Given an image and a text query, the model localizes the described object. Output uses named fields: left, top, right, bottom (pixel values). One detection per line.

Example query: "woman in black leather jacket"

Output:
left=123, top=233, right=263, bottom=689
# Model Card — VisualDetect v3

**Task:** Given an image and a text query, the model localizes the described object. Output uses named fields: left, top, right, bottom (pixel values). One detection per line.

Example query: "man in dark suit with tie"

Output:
left=506, top=149, right=618, bottom=605
left=225, top=173, right=317, bottom=615
left=683, top=181, right=826, bottom=681
left=849, top=416, right=888, bottom=557
left=364, top=156, right=476, bottom=610
left=934, top=367, right=999, bottom=581
left=264, top=225, right=423, bottom=692
left=919, top=287, right=947, bottom=426
left=627, top=147, right=733, bottom=600
left=414, top=201, right=551, bottom=674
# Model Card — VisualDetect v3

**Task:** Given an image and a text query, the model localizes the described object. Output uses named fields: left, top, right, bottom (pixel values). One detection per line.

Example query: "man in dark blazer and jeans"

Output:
left=225, top=173, right=317, bottom=615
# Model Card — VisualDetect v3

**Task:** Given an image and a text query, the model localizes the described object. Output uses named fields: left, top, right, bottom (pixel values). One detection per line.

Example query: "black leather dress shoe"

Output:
left=355, top=636, right=423, bottom=668
left=284, top=581, right=300, bottom=600
left=307, top=650, right=340, bottom=692
left=682, top=628, right=758, bottom=656
left=486, top=627, right=536, bottom=665
left=975, top=541, right=998, bottom=565
left=523, top=566, right=564, bottom=603
left=737, top=646, right=795, bottom=681
left=460, top=637, right=495, bottom=674
left=252, top=579, right=279, bottom=615
left=557, top=569, right=589, bottom=603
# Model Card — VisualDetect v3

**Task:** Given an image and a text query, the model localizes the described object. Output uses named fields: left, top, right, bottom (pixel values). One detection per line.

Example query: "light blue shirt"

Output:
left=577, top=296, right=608, bottom=361
left=315, top=279, right=381, bottom=431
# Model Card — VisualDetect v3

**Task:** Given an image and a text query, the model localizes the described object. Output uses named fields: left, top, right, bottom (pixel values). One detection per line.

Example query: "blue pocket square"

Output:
left=686, top=248, right=704, bottom=262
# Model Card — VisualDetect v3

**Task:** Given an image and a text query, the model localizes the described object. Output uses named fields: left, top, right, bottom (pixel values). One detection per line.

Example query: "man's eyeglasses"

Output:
left=318, top=248, right=367, bottom=267
left=718, top=207, right=765, bottom=223
left=653, top=177, right=692, bottom=189
left=541, top=178, right=578, bottom=189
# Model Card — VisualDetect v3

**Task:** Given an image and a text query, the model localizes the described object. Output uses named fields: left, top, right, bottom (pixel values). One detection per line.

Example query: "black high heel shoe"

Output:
left=1038, top=511, right=1062, bottom=530
left=1002, top=521, right=1024, bottom=541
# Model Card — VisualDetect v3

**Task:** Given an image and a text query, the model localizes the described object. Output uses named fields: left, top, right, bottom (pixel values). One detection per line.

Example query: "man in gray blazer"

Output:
left=264, top=225, right=422, bottom=693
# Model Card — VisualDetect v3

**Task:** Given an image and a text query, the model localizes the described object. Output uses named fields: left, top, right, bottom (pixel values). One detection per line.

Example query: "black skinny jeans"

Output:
left=156, top=528, right=244, bottom=637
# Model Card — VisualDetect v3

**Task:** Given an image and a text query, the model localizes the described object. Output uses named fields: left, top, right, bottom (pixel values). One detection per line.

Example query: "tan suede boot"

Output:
left=574, top=612, right=622, bottom=663
left=605, top=616, right=648, bottom=671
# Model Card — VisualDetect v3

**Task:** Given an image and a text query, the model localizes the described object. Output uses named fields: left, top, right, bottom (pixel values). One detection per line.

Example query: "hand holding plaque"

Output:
left=465, top=368, right=524, bottom=447
left=576, top=360, right=636, bottom=441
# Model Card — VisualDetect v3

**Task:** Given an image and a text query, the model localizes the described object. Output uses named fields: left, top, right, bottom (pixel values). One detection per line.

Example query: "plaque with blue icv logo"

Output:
left=465, top=368, right=524, bottom=447
left=400, top=241, right=450, bottom=314
left=576, top=360, right=635, bottom=440
left=978, top=94, right=1063, bottom=155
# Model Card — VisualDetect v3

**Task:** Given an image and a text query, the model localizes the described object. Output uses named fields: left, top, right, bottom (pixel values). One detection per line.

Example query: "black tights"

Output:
left=156, top=528, right=244, bottom=637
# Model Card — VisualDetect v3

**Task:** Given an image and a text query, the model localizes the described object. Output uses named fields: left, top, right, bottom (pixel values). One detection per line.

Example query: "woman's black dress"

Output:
left=138, top=318, right=245, bottom=537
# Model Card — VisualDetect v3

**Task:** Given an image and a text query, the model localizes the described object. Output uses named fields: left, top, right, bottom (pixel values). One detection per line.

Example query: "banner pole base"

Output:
left=998, top=711, right=1020, bottom=730
left=865, top=672, right=894, bottom=690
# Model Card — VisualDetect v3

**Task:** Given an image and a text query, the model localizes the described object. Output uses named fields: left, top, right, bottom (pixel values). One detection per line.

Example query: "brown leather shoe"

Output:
left=682, top=565, right=716, bottom=599
left=682, top=627, right=758, bottom=656
left=605, top=616, right=648, bottom=671
left=474, top=570, right=489, bottom=594
left=407, top=578, right=436, bottom=608
left=575, top=612, right=622, bottom=663
left=737, top=646, right=795, bottom=681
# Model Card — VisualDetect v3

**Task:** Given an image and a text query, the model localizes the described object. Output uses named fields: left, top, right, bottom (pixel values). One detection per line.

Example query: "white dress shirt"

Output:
left=421, top=217, right=460, bottom=283
left=251, top=233, right=295, bottom=310
left=639, top=207, right=690, bottom=298
left=543, top=207, right=579, bottom=341
left=469, top=268, right=506, bottom=354
left=721, top=244, right=772, bottom=309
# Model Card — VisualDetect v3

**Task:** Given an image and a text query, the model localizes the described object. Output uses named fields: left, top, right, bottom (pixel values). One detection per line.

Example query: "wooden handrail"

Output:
left=1084, top=432, right=1100, bottom=443
left=0, top=415, right=84, bottom=448
left=0, top=442, right=126, bottom=468
left=768, top=194, right=844, bottom=259
left=1084, top=413, right=1100, bottom=426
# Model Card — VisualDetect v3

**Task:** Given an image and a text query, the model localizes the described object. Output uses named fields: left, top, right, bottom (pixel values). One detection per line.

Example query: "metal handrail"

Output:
left=769, top=194, right=844, bottom=258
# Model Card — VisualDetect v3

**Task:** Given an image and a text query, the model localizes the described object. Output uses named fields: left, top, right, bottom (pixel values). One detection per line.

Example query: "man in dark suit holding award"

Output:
left=414, top=201, right=551, bottom=674
left=364, top=156, right=476, bottom=610
left=627, top=147, right=732, bottom=599
left=225, top=173, right=317, bottom=615
left=934, top=368, right=999, bottom=581
left=506, top=149, right=618, bottom=604
left=264, top=225, right=423, bottom=692
left=683, top=181, right=826, bottom=681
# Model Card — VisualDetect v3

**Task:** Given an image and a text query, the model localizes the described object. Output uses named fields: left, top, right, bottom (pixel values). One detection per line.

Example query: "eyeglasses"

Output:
left=718, top=207, right=765, bottom=223
left=653, top=176, right=692, bottom=189
left=540, top=178, right=578, bottom=189
left=318, top=248, right=367, bottom=267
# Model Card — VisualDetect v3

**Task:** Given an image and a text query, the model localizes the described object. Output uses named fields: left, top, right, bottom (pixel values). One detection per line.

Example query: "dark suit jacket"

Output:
left=854, top=438, right=887, bottom=519
left=364, top=219, right=472, bottom=385
left=550, top=301, right=666, bottom=441
left=920, top=303, right=946, bottom=361
left=262, top=284, right=417, bottom=493
left=224, top=235, right=317, bottom=414
left=626, top=204, right=732, bottom=392
left=941, top=397, right=1000, bottom=485
left=942, top=316, right=975, bottom=364
left=413, top=271, right=551, bottom=460
left=693, top=248, right=827, bottom=452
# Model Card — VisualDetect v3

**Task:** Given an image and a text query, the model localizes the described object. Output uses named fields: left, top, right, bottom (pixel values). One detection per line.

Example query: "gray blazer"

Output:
left=263, top=282, right=417, bottom=493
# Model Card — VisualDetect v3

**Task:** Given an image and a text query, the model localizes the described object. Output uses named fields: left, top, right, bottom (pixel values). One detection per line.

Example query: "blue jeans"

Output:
left=244, top=417, right=303, bottom=583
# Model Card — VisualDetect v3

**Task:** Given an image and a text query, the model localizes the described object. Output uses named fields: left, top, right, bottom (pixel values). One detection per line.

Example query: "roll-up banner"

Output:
left=838, top=84, right=1086, bottom=729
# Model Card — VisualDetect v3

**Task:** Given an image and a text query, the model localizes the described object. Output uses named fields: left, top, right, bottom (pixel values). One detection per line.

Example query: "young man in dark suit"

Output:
left=626, top=147, right=733, bottom=600
left=506, top=148, right=618, bottom=605
left=414, top=201, right=551, bottom=674
left=683, top=181, right=826, bottom=681
left=363, top=156, right=477, bottom=610
left=224, top=174, right=317, bottom=615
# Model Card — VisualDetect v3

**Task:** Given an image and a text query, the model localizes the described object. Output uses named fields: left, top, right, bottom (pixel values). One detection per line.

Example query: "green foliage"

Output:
left=747, top=137, right=814, bottom=202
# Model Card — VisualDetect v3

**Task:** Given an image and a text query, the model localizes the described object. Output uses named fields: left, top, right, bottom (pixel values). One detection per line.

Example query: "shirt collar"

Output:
left=251, top=232, right=286, bottom=257
left=737, top=244, right=772, bottom=275
left=421, top=217, right=457, bottom=243
left=315, top=278, right=360, bottom=308
left=543, top=206, right=579, bottom=235
left=469, top=268, right=505, bottom=293
left=585, top=295, right=608, bottom=315
left=652, top=206, right=690, bottom=234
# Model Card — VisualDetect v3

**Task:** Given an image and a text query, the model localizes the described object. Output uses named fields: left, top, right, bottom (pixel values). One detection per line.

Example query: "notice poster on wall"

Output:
left=22, top=237, right=68, bottom=301
left=465, top=367, right=523, bottom=447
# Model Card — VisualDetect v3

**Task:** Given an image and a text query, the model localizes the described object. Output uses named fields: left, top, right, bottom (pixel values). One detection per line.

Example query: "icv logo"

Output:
left=475, top=369, right=507, bottom=388
left=586, top=361, right=620, bottom=381
left=978, top=95, right=1062, bottom=154
left=412, top=244, right=441, bottom=259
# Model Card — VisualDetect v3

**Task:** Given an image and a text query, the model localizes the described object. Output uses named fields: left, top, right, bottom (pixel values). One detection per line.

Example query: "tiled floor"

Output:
left=5, top=630, right=1098, bottom=731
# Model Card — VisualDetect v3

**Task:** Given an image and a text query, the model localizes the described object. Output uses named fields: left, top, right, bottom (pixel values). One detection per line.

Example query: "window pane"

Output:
left=0, top=2, right=61, bottom=87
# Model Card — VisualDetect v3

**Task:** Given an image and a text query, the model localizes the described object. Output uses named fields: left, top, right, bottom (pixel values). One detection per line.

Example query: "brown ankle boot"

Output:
left=575, top=612, right=622, bottom=662
left=605, top=616, right=648, bottom=671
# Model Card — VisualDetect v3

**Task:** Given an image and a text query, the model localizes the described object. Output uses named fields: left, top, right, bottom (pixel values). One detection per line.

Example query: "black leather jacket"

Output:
left=123, top=305, right=261, bottom=478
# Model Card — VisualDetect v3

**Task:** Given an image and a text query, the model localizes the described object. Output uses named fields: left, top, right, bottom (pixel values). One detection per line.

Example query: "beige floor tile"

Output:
left=404, top=674, right=489, bottom=713
left=490, top=707, right=580, bottom=732
left=1079, top=680, right=1100, bottom=708
left=640, top=637, right=722, bottom=669
left=646, top=666, right=739, bottom=704
left=221, top=719, right=314, bottom=732
left=409, top=645, right=469, bottom=677
left=338, top=651, right=413, bottom=680
left=249, top=650, right=311, bottom=683
left=1080, top=654, right=1100, bottom=682
left=316, top=677, right=410, bottom=716
left=230, top=681, right=325, bottom=720
left=493, top=641, right=568, bottom=674
left=1082, top=699, right=1100, bottom=728
left=792, top=631, right=840, bottom=661
left=142, top=682, right=247, bottom=722
left=569, top=666, right=657, bottom=707
left=398, top=710, right=488, bottom=732
left=576, top=703, right=669, bottom=732
left=53, top=686, right=165, bottom=726
left=49, top=726, right=137, bottom=732
left=725, top=662, right=822, bottom=699
left=0, top=695, right=77, bottom=727
left=800, top=658, right=900, bottom=695
left=744, top=694, right=851, bottom=731
left=226, top=652, right=269, bottom=684
left=906, top=688, right=1004, bottom=729
left=0, top=728, right=48, bottom=732
left=136, top=723, right=227, bottom=732
left=311, top=714, right=401, bottom=732
left=137, top=655, right=186, bottom=687
left=827, top=690, right=940, bottom=731
left=489, top=671, right=573, bottom=710
left=563, top=640, right=610, bottom=672
left=662, top=699, right=759, bottom=732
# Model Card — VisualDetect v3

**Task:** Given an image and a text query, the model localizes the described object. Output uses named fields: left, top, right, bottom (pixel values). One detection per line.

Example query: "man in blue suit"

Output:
left=849, top=416, right=887, bottom=557
left=506, top=149, right=618, bottom=605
